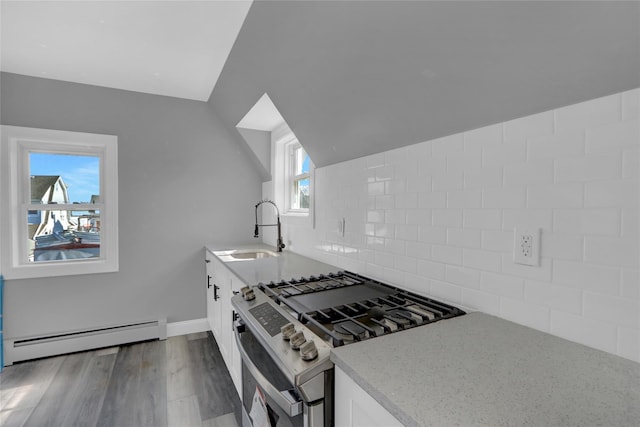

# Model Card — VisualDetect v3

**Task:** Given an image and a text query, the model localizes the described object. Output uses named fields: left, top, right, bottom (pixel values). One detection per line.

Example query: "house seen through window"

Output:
left=1, top=125, right=118, bottom=279
left=289, top=143, right=310, bottom=211
left=29, top=153, right=101, bottom=262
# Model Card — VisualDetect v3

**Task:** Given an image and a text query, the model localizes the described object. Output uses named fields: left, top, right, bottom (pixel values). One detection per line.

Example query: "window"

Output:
left=289, top=143, right=310, bottom=212
left=1, top=126, right=118, bottom=279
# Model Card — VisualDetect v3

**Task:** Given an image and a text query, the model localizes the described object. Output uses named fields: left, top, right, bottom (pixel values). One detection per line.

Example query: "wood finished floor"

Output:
left=0, top=332, right=242, bottom=427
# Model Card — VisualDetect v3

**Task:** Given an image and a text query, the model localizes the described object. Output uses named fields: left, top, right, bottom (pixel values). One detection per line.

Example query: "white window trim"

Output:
left=273, top=130, right=314, bottom=217
left=0, top=125, right=119, bottom=279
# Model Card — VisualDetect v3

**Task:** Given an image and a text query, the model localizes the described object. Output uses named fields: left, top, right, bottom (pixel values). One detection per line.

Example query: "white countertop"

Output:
left=207, top=245, right=640, bottom=426
left=205, top=243, right=337, bottom=285
left=331, top=312, right=640, bottom=427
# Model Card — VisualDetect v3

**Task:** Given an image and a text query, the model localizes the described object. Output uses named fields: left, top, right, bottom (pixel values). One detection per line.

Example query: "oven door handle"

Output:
left=234, top=325, right=303, bottom=417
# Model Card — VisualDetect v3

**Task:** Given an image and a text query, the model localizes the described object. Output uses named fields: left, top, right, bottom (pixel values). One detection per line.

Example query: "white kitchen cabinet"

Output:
left=335, top=366, right=403, bottom=427
left=205, top=251, right=224, bottom=342
left=205, top=249, right=242, bottom=398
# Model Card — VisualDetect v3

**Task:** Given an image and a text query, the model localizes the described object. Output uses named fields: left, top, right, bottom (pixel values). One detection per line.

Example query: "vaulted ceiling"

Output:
left=210, top=1, right=640, bottom=167
left=2, top=1, right=639, bottom=168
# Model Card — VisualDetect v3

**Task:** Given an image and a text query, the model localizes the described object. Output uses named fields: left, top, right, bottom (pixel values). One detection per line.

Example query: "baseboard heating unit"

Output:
left=3, top=318, right=167, bottom=366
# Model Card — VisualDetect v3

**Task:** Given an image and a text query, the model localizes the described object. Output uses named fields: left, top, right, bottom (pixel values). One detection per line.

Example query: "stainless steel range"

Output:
left=231, top=271, right=465, bottom=427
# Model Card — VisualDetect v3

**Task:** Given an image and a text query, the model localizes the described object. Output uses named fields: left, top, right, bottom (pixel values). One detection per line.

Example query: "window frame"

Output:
left=0, top=125, right=118, bottom=279
left=287, top=142, right=310, bottom=214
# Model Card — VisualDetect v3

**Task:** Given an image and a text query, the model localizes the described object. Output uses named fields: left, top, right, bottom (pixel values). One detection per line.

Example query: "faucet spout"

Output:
left=254, top=200, right=286, bottom=252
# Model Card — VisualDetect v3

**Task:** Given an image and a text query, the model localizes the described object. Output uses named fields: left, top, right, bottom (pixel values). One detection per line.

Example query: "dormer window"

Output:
left=288, top=142, right=310, bottom=212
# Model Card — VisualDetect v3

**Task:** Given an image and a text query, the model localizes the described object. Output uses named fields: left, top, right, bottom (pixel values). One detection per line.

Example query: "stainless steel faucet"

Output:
left=254, top=199, right=285, bottom=252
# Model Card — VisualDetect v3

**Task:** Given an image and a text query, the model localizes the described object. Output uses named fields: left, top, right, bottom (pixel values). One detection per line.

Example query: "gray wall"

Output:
left=0, top=72, right=261, bottom=338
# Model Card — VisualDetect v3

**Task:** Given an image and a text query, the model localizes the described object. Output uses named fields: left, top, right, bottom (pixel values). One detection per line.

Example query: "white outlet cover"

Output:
left=513, top=228, right=540, bottom=266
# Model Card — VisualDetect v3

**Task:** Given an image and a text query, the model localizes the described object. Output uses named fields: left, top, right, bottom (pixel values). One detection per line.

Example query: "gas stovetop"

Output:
left=259, top=271, right=466, bottom=347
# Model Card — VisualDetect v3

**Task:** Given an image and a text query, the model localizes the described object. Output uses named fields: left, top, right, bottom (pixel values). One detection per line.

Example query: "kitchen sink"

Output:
left=229, top=249, right=279, bottom=260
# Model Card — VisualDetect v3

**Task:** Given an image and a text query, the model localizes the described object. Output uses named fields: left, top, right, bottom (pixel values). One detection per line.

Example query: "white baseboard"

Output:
left=166, top=318, right=209, bottom=337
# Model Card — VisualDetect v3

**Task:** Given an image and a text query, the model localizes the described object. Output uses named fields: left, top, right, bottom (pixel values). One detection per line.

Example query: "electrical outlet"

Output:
left=513, top=228, right=540, bottom=266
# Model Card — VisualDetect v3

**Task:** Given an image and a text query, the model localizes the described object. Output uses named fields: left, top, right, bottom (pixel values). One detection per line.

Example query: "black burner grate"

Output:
left=259, top=271, right=465, bottom=347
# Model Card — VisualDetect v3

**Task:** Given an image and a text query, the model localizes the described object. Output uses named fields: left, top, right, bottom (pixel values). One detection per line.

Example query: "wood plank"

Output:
left=97, top=340, right=167, bottom=427
left=187, top=333, right=242, bottom=422
left=23, top=351, right=95, bottom=427
left=60, top=351, right=118, bottom=427
left=166, top=335, right=197, bottom=402
left=167, top=395, right=202, bottom=427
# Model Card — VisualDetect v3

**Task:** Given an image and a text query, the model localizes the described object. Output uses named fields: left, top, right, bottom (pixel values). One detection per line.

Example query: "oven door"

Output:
left=235, top=323, right=304, bottom=427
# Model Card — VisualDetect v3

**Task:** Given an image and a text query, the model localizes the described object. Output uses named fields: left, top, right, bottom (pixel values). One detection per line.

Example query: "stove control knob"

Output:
left=241, top=287, right=255, bottom=301
left=290, top=331, right=306, bottom=350
left=299, top=340, right=318, bottom=361
left=281, top=323, right=296, bottom=341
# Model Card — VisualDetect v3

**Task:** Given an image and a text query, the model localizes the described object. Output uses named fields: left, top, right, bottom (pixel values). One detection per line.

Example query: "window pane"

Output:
left=30, top=153, right=100, bottom=204
left=27, top=209, right=101, bottom=262
left=293, top=178, right=310, bottom=209
left=293, top=146, right=310, bottom=175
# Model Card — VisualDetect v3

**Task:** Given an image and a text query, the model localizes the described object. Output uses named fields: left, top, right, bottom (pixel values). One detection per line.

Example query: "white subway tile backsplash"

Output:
left=418, top=226, right=447, bottom=244
left=462, top=288, right=501, bottom=315
left=550, top=311, right=617, bottom=354
left=281, top=89, right=638, bottom=362
left=504, top=159, right=554, bottom=187
left=483, top=187, right=527, bottom=209
left=622, top=88, right=639, bottom=120
left=540, top=233, right=584, bottom=261
left=584, top=236, right=638, bottom=268
left=481, top=230, right=513, bottom=252
left=555, top=92, right=621, bottom=133
left=524, top=280, right=583, bottom=314
left=620, top=269, right=639, bottom=300
left=583, top=292, right=639, bottom=329
left=395, top=224, right=419, bottom=241
left=463, top=248, right=502, bottom=272
left=500, top=297, right=550, bottom=331
left=501, top=255, right=552, bottom=281
left=395, top=192, right=418, bottom=209
left=463, top=208, right=503, bottom=230
left=432, top=133, right=464, bottom=157
left=504, top=111, right=554, bottom=144
left=432, top=244, right=463, bottom=265
left=527, top=182, right=583, bottom=209
left=554, top=152, right=622, bottom=183
left=621, top=207, right=638, bottom=239
left=502, top=208, right=553, bottom=231
left=384, top=209, right=406, bottom=225
left=447, top=228, right=482, bottom=249
left=464, top=166, right=503, bottom=190
left=447, top=152, right=482, bottom=174
left=432, top=209, right=463, bottom=227
left=406, top=209, right=431, bottom=226
left=553, top=209, right=620, bottom=236
left=405, top=241, right=432, bottom=260
left=385, top=178, right=406, bottom=195
left=479, top=271, right=525, bottom=299
left=553, top=260, right=620, bottom=295
left=432, top=171, right=464, bottom=191
left=447, top=189, right=483, bottom=208
left=622, top=149, right=638, bottom=180
left=617, top=327, right=640, bottom=362
left=464, top=123, right=503, bottom=154
left=527, top=129, right=585, bottom=160
left=430, top=279, right=462, bottom=304
left=418, top=191, right=447, bottom=209
left=482, top=140, right=527, bottom=168
left=586, top=118, right=640, bottom=153
left=585, top=180, right=638, bottom=208
left=445, top=265, right=480, bottom=287
left=406, top=174, right=432, bottom=193
left=417, top=259, right=446, bottom=280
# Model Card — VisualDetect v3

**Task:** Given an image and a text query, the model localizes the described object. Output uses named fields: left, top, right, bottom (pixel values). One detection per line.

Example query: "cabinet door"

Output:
left=228, top=273, right=243, bottom=397
left=206, top=252, right=224, bottom=344
left=334, top=366, right=403, bottom=427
